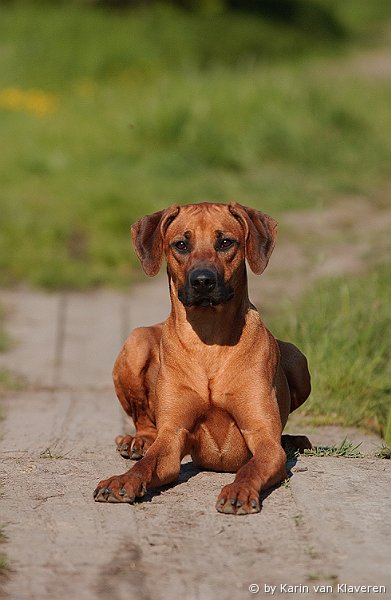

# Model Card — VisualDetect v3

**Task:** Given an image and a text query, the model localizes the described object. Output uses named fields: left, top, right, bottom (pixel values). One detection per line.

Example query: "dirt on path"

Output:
left=1, top=279, right=390, bottom=600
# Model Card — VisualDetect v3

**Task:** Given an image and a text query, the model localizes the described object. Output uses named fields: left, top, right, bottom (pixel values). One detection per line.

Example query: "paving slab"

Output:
left=0, top=290, right=59, bottom=388
left=291, top=457, right=391, bottom=587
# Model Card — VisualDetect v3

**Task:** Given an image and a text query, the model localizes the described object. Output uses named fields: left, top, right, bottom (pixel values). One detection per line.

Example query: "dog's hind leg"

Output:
left=112, top=325, right=162, bottom=460
left=281, top=434, right=312, bottom=453
left=277, top=340, right=311, bottom=412
left=277, top=340, right=312, bottom=451
left=115, top=427, right=156, bottom=460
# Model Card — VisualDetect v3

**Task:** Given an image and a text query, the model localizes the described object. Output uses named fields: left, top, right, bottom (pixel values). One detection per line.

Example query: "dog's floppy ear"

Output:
left=131, top=204, right=180, bottom=276
left=228, top=201, right=277, bottom=275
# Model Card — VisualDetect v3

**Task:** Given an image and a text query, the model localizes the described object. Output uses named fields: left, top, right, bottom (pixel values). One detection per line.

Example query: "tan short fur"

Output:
left=94, top=202, right=311, bottom=514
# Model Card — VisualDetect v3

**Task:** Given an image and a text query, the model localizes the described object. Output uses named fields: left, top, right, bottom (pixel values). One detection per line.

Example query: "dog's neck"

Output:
left=167, top=269, right=251, bottom=347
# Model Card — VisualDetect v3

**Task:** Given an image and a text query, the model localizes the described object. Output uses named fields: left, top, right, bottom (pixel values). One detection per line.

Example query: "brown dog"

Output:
left=94, top=202, right=311, bottom=514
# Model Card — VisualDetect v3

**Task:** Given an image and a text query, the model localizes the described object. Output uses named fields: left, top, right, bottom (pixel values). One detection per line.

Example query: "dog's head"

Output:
left=131, top=202, right=277, bottom=308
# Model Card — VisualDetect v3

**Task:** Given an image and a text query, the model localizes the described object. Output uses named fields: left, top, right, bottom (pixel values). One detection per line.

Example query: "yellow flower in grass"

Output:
left=0, top=87, right=58, bottom=117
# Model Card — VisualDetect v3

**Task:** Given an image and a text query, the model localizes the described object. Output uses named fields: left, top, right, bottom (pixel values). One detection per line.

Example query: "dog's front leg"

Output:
left=216, top=386, right=287, bottom=515
left=94, top=424, right=189, bottom=503
left=216, top=436, right=287, bottom=515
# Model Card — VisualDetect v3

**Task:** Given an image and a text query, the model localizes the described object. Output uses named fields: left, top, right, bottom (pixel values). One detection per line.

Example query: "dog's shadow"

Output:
left=133, top=461, right=202, bottom=504
left=130, top=450, right=299, bottom=510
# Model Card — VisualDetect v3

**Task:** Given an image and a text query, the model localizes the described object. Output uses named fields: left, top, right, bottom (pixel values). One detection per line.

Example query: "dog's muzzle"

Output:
left=178, top=268, right=234, bottom=307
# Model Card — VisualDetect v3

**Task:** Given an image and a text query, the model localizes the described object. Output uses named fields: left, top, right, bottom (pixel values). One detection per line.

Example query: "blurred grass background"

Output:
left=271, top=264, right=391, bottom=443
left=0, top=0, right=390, bottom=287
left=0, top=0, right=390, bottom=440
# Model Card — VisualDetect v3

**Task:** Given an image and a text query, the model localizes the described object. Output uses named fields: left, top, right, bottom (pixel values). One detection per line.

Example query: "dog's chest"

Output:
left=187, top=337, right=263, bottom=395
left=191, top=406, right=251, bottom=471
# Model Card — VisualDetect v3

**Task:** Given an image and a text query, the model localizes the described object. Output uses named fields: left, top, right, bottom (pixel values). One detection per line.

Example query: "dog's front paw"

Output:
left=216, top=482, right=260, bottom=515
left=93, top=471, right=147, bottom=503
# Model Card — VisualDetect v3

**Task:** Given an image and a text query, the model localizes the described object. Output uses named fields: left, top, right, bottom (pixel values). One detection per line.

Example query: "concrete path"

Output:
left=1, top=283, right=390, bottom=600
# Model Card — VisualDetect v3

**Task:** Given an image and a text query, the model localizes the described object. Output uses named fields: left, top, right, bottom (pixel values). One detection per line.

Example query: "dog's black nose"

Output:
left=190, top=269, right=217, bottom=292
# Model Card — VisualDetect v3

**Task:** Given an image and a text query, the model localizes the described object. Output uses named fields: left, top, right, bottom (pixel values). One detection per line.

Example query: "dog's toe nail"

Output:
left=230, top=498, right=236, bottom=506
left=119, top=487, right=126, bottom=496
left=94, top=487, right=108, bottom=502
left=236, top=506, right=247, bottom=515
left=236, top=499, right=242, bottom=508
left=250, top=499, right=260, bottom=513
left=118, top=444, right=131, bottom=458
left=98, top=487, right=110, bottom=499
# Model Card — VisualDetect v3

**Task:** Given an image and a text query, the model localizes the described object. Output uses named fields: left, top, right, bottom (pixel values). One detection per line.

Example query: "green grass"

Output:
left=303, top=439, right=364, bottom=458
left=0, top=554, right=8, bottom=585
left=0, top=304, right=23, bottom=397
left=0, top=525, right=8, bottom=587
left=39, top=446, right=72, bottom=460
left=375, top=444, right=391, bottom=459
left=0, top=306, right=9, bottom=353
left=0, top=3, right=390, bottom=287
left=271, top=263, right=391, bottom=443
left=0, top=304, right=13, bottom=399
left=0, top=527, right=6, bottom=545
left=0, top=370, right=25, bottom=396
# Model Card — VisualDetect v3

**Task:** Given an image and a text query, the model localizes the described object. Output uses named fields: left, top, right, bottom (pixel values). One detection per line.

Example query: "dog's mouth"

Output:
left=178, top=288, right=234, bottom=308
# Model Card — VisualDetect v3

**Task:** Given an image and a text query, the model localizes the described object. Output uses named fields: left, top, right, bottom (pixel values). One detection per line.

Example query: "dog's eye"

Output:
left=218, top=239, right=234, bottom=250
left=174, top=240, right=188, bottom=252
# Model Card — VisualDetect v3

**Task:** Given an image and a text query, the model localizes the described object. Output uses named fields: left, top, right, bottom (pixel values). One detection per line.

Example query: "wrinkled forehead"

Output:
left=166, top=203, right=244, bottom=241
